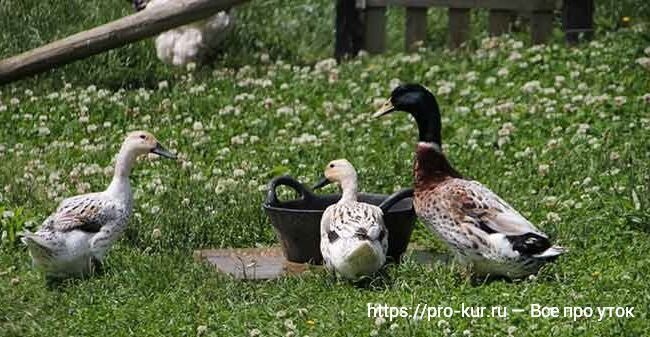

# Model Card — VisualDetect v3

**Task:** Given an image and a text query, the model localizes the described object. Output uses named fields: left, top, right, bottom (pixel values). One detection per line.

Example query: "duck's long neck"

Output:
left=106, top=144, right=135, bottom=199
left=411, top=101, right=462, bottom=188
left=338, top=175, right=358, bottom=203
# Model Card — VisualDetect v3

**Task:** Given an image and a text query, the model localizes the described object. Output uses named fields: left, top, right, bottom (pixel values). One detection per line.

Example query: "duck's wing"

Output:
left=47, top=194, right=119, bottom=233
left=328, top=202, right=386, bottom=241
left=448, top=180, right=543, bottom=237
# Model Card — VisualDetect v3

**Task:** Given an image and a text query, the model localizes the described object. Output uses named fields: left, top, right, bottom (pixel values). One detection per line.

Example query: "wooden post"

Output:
left=335, top=0, right=364, bottom=60
left=405, top=7, right=427, bottom=52
left=562, top=0, right=594, bottom=45
left=488, top=9, right=512, bottom=36
left=448, top=8, right=470, bottom=49
left=530, top=10, right=554, bottom=44
left=363, top=6, right=387, bottom=54
left=0, top=0, right=249, bottom=85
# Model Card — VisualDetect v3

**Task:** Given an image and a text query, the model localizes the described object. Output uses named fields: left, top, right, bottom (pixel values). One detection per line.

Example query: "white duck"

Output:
left=131, top=0, right=234, bottom=66
left=313, top=159, right=388, bottom=280
left=21, top=131, right=176, bottom=278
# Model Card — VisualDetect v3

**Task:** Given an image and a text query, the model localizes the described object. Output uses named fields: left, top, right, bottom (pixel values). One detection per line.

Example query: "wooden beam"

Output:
left=488, top=9, right=512, bottom=36
left=0, top=0, right=249, bottom=85
left=562, top=0, right=594, bottom=45
left=448, top=8, right=470, bottom=49
left=365, top=0, right=556, bottom=11
left=335, top=0, right=364, bottom=60
left=530, top=10, right=554, bottom=44
left=363, top=7, right=387, bottom=54
left=405, top=7, right=428, bottom=52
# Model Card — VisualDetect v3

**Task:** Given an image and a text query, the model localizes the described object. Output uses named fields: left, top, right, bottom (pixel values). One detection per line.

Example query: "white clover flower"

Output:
left=284, top=319, right=296, bottom=331
left=508, top=51, right=522, bottom=61
left=152, top=228, right=162, bottom=239
left=498, top=122, right=516, bottom=136
left=609, top=152, right=621, bottom=161
left=37, top=127, right=51, bottom=136
left=497, top=67, right=509, bottom=77
left=521, top=80, right=541, bottom=93
left=196, top=325, right=208, bottom=336
left=375, top=317, right=386, bottom=327
left=437, top=84, right=453, bottom=96
left=249, top=329, right=261, bottom=337
left=314, top=58, right=337, bottom=73
left=158, top=81, right=169, bottom=90
left=546, top=212, right=561, bottom=223
left=538, top=164, right=550, bottom=176
left=576, top=123, right=590, bottom=134
left=636, top=57, right=650, bottom=70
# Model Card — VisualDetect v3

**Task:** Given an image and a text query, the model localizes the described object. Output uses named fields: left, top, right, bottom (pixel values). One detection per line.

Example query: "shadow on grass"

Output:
left=44, top=258, right=107, bottom=290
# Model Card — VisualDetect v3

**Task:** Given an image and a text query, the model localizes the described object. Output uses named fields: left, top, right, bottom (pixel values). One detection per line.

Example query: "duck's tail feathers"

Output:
left=532, top=245, right=566, bottom=261
left=19, top=231, right=55, bottom=258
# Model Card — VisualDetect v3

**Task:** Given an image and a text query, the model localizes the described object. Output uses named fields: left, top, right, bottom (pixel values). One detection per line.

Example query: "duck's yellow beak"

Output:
left=372, top=99, right=395, bottom=118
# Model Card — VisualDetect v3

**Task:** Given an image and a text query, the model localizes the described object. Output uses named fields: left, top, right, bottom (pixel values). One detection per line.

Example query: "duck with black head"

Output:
left=373, top=84, right=565, bottom=279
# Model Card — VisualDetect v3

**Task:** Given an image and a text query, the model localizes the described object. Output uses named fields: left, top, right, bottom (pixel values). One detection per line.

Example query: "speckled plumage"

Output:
left=21, top=131, right=175, bottom=278
left=375, top=84, right=565, bottom=279
left=317, top=160, right=388, bottom=280
left=413, top=147, right=564, bottom=278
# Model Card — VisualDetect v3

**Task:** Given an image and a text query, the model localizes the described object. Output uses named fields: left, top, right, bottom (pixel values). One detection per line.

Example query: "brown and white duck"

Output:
left=373, top=83, right=565, bottom=278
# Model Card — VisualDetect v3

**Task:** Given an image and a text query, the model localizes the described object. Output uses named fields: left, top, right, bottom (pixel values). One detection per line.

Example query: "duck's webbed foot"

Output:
left=91, top=257, right=105, bottom=275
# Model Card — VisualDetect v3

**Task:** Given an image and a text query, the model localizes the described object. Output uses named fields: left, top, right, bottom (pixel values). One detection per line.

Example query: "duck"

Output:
left=373, top=84, right=565, bottom=279
left=130, top=0, right=234, bottom=66
left=21, top=131, right=176, bottom=279
left=312, top=159, right=388, bottom=280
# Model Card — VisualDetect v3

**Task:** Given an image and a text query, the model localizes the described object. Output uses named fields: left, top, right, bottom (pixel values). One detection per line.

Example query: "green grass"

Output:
left=2, top=0, right=650, bottom=336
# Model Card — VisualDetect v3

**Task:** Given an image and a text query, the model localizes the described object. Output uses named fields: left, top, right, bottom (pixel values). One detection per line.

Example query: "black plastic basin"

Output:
left=263, top=176, right=416, bottom=265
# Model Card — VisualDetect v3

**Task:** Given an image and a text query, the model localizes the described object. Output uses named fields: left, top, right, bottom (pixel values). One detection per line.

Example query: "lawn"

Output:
left=1, top=0, right=650, bottom=336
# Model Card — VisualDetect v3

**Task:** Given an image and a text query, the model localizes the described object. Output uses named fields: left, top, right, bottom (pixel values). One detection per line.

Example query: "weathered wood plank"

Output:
left=363, top=6, right=387, bottom=54
left=488, top=9, right=512, bottom=36
left=405, top=7, right=428, bottom=52
left=335, top=0, right=364, bottom=60
left=364, top=0, right=556, bottom=11
left=448, top=7, right=470, bottom=49
left=530, top=10, right=554, bottom=44
left=0, top=0, right=249, bottom=85
left=562, top=0, right=594, bottom=45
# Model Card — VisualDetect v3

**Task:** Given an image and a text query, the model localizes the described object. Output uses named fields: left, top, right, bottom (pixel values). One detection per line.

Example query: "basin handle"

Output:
left=379, top=188, right=414, bottom=213
left=265, top=175, right=314, bottom=205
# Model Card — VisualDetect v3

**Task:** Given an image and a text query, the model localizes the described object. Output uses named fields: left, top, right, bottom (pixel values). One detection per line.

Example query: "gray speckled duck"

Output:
left=21, top=131, right=176, bottom=278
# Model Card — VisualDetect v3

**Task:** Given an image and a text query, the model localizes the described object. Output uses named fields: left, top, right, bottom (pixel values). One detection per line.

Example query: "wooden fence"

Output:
left=335, top=0, right=595, bottom=59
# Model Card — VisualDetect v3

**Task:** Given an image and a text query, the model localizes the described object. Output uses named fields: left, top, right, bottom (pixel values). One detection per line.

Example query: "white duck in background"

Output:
left=313, top=159, right=388, bottom=280
left=131, top=0, right=235, bottom=66
left=21, top=131, right=176, bottom=279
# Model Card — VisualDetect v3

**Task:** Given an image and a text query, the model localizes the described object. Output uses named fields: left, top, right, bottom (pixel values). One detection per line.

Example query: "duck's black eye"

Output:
left=329, top=164, right=335, bottom=168
left=139, top=135, right=146, bottom=140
